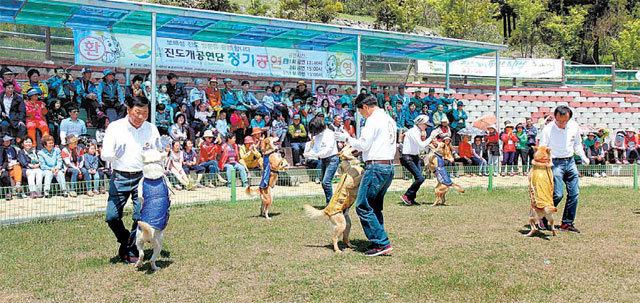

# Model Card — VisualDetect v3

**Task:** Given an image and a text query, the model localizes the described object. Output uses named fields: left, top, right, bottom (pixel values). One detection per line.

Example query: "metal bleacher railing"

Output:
left=1, top=163, right=637, bottom=226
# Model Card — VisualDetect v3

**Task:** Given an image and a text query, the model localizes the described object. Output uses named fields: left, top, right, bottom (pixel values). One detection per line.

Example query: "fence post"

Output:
left=561, top=57, right=566, bottom=86
left=488, top=165, right=494, bottom=191
left=611, top=62, right=616, bottom=92
left=230, top=166, right=236, bottom=203
left=44, top=27, right=52, bottom=61
left=634, top=162, right=638, bottom=191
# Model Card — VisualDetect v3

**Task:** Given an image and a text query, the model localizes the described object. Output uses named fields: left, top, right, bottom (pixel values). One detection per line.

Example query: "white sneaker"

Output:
left=593, top=172, right=600, bottom=178
left=601, top=172, right=607, bottom=177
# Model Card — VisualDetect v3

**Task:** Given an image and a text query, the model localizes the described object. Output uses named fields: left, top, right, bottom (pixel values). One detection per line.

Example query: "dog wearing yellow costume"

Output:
left=526, top=146, right=558, bottom=237
left=303, top=145, right=363, bottom=252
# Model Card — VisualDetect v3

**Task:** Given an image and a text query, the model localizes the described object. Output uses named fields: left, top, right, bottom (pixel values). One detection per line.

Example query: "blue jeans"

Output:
left=355, top=163, right=394, bottom=247
left=200, top=160, right=220, bottom=181
left=225, top=163, right=248, bottom=187
left=319, top=155, right=340, bottom=204
left=105, top=170, right=143, bottom=256
left=67, top=167, right=81, bottom=192
left=290, top=142, right=305, bottom=165
left=552, top=158, right=580, bottom=225
left=81, top=168, right=100, bottom=192
left=399, top=154, right=425, bottom=201
left=471, top=156, right=488, bottom=175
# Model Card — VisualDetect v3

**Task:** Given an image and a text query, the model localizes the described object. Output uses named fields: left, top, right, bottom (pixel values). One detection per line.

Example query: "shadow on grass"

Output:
left=632, top=209, right=640, bottom=215
left=518, top=228, right=552, bottom=241
left=108, top=249, right=172, bottom=264
left=249, top=212, right=282, bottom=219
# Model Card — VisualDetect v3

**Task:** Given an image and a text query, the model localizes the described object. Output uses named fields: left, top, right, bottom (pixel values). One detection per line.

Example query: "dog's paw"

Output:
left=151, top=263, right=159, bottom=271
left=134, top=261, right=143, bottom=268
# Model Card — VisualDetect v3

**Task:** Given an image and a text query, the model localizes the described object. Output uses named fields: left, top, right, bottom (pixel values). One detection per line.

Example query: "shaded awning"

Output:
left=0, top=0, right=506, bottom=62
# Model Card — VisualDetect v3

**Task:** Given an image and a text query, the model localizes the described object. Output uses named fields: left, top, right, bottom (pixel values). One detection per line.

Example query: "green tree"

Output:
left=141, top=0, right=238, bottom=12
left=246, top=0, right=270, bottom=16
left=507, top=0, right=546, bottom=57
left=277, top=0, right=343, bottom=23
left=610, top=18, right=640, bottom=68
left=542, top=5, right=588, bottom=58
left=429, top=0, right=501, bottom=43
left=374, top=0, right=420, bottom=32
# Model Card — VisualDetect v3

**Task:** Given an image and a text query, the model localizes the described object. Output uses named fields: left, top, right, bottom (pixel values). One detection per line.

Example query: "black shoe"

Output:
left=118, top=243, right=128, bottom=260
left=400, top=194, right=413, bottom=206
left=365, top=244, right=393, bottom=257
left=560, top=223, right=581, bottom=233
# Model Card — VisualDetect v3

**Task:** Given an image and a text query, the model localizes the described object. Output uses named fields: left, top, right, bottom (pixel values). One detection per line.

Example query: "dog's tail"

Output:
left=137, top=221, right=154, bottom=240
left=245, top=186, right=260, bottom=196
left=544, top=206, right=558, bottom=214
left=452, top=183, right=465, bottom=193
left=303, top=204, right=327, bottom=220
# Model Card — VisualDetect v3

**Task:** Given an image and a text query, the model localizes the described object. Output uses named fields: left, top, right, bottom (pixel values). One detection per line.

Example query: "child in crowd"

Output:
left=81, top=142, right=101, bottom=196
left=500, top=123, right=518, bottom=176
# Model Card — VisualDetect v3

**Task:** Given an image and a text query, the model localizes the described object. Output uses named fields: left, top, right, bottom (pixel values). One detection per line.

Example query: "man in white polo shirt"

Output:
left=336, top=94, right=397, bottom=256
left=400, top=115, right=433, bottom=205
left=539, top=106, right=589, bottom=233
left=102, top=95, right=160, bottom=263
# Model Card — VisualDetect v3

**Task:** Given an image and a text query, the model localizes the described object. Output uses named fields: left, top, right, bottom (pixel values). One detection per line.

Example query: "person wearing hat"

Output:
left=410, top=88, right=423, bottom=109
left=59, top=106, right=87, bottom=145
left=165, top=73, right=187, bottom=109
left=0, top=81, right=27, bottom=140
left=391, top=84, right=411, bottom=110
left=73, top=68, right=99, bottom=125
left=97, top=69, right=125, bottom=121
left=1, top=134, right=24, bottom=200
left=220, top=78, right=238, bottom=110
left=189, top=78, right=208, bottom=106
left=239, top=135, right=262, bottom=170
left=586, top=135, right=606, bottom=176
left=369, top=83, right=379, bottom=97
left=431, top=104, right=448, bottom=127
left=0, top=67, right=21, bottom=95
left=60, top=135, right=83, bottom=197
left=422, top=88, right=438, bottom=113
left=24, top=88, right=50, bottom=145
left=440, top=88, right=456, bottom=112
left=326, top=85, right=340, bottom=108
left=400, top=114, right=433, bottom=205
left=290, top=80, right=312, bottom=102
left=205, top=77, right=222, bottom=112
left=538, top=106, right=589, bottom=233
left=334, top=94, right=396, bottom=257
left=499, top=123, right=518, bottom=176
left=198, top=129, right=227, bottom=186
left=22, top=69, right=48, bottom=100
left=451, top=101, right=468, bottom=145
left=288, top=114, right=308, bottom=166
left=485, top=124, right=500, bottom=176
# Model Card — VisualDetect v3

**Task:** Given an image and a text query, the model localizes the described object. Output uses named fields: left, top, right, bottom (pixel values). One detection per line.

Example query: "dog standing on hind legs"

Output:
left=134, top=145, right=174, bottom=270
left=526, top=146, right=558, bottom=237
left=246, top=136, right=288, bottom=219
left=303, top=145, right=362, bottom=252
left=427, top=136, right=464, bottom=206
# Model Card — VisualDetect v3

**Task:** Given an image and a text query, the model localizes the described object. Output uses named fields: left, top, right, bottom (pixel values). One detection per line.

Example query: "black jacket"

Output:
left=0, top=92, right=26, bottom=128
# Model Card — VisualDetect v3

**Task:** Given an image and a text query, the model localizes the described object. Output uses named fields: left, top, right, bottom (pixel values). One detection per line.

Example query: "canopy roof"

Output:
left=0, top=0, right=506, bottom=61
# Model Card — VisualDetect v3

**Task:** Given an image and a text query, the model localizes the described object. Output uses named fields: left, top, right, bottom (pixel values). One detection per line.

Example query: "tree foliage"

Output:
left=276, top=0, right=343, bottom=23
left=143, top=0, right=238, bottom=12
left=374, top=0, right=421, bottom=32
left=610, top=18, right=640, bottom=68
left=541, top=5, right=587, bottom=59
left=507, top=0, right=546, bottom=58
left=245, top=0, right=271, bottom=16
left=428, top=0, right=501, bottom=43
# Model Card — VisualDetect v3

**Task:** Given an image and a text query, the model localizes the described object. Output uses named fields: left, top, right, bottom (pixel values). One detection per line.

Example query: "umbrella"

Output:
left=472, top=115, right=497, bottom=131
left=457, top=127, right=487, bottom=137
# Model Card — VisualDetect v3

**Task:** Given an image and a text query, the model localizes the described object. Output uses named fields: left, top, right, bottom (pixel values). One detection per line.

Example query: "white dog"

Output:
left=134, top=146, right=173, bottom=271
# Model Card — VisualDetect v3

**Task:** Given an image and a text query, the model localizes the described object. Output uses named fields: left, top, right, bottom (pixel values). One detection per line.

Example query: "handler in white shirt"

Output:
left=538, top=106, right=588, bottom=233
left=399, top=115, right=433, bottom=205
left=335, top=94, right=396, bottom=257
left=306, top=117, right=339, bottom=204
left=102, top=95, right=160, bottom=264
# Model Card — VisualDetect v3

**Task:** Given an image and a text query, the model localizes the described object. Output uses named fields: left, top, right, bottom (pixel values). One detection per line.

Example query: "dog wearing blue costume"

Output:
left=427, top=135, right=464, bottom=206
left=134, top=142, right=173, bottom=271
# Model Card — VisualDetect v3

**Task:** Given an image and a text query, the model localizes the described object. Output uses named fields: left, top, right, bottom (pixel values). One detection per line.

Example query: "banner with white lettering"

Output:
left=417, top=57, right=563, bottom=79
left=74, top=30, right=357, bottom=81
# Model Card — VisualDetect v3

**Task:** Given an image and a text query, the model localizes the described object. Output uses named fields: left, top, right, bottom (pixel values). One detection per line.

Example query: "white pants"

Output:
left=26, top=168, right=44, bottom=193
left=43, top=170, right=67, bottom=193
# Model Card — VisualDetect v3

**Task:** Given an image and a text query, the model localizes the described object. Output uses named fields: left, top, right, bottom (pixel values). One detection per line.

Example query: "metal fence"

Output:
left=1, top=164, right=637, bottom=226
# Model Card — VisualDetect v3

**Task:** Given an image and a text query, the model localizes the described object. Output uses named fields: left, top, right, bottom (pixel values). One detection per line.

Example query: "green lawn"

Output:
left=1, top=187, right=639, bottom=302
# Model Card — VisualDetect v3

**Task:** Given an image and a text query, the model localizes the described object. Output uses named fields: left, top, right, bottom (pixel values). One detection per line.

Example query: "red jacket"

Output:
left=218, top=143, right=239, bottom=170
left=500, top=132, right=518, bottom=153
left=199, top=141, right=221, bottom=163
left=25, top=100, right=48, bottom=122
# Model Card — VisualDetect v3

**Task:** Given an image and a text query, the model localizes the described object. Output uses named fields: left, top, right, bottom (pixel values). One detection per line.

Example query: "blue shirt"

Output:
left=38, top=147, right=64, bottom=171
left=220, top=88, right=237, bottom=108
left=97, top=80, right=125, bottom=105
left=59, top=118, right=87, bottom=142
left=82, top=153, right=99, bottom=170
left=250, top=119, right=265, bottom=129
left=73, top=78, right=97, bottom=103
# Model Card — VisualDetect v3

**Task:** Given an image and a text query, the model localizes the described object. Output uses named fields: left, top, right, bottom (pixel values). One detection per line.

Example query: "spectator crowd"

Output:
left=0, top=65, right=638, bottom=200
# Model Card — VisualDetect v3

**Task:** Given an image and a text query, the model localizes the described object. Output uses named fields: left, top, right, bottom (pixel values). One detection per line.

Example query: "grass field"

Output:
left=1, top=187, right=639, bottom=302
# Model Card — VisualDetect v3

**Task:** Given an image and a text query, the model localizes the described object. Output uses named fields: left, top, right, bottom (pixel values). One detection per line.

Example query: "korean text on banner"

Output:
left=417, top=57, right=563, bottom=79
left=74, top=30, right=357, bottom=81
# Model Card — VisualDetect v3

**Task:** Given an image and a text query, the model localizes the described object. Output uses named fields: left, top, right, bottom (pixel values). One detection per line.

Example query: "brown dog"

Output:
left=246, top=137, right=288, bottom=219
left=526, top=146, right=558, bottom=237
left=303, top=145, right=362, bottom=252
left=427, top=139, right=464, bottom=206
